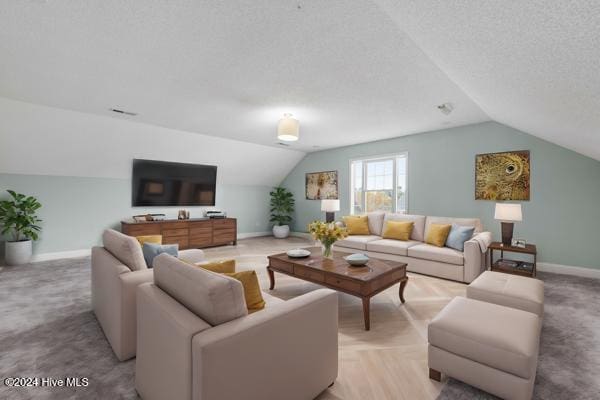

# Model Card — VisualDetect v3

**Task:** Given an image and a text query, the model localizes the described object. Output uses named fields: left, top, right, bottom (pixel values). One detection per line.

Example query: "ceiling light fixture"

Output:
left=437, top=102, right=454, bottom=115
left=277, top=113, right=299, bottom=142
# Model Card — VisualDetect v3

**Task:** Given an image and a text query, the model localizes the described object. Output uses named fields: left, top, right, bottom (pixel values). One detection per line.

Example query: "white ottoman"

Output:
left=429, top=297, right=541, bottom=400
left=467, top=271, right=544, bottom=317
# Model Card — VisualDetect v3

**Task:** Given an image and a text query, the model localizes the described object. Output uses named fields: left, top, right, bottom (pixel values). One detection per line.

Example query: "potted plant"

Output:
left=0, top=190, right=42, bottom=265
left=269, top=187, right=295, bottom=239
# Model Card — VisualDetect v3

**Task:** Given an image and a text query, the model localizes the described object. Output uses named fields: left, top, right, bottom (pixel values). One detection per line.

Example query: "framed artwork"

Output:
left=306, top=170, right=338, bottom=200
left=475, top=150, right=530, bottom=200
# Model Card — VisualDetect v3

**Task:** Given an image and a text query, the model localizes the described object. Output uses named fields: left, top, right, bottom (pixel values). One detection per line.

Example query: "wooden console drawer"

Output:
left=294, top=265, right=324, bottom=282
left=189, top=236, right=212, bottom=247
left=162, top=221, right=189, bottom=230
left=190, top=226, right=212, bottom=236
left=213, top=230, right=235, bottom=243
left=325, top=275, right=361, bottom=293
left=213, top=219, right=236, bottom=228
left=163, top=236, right=189, bottom=248
left=162, top=228, right=188, bottom=237
left=124, top=225, right=161, bottom=236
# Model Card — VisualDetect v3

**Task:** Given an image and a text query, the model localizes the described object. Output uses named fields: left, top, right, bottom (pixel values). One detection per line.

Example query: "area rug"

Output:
left=437, top=272, right=600, bottom=400
left=1, top=257, right=599, bottom=399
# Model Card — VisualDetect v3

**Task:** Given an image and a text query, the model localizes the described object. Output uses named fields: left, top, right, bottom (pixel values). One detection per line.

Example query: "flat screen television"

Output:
left=132, top=159, right=217, bottom=206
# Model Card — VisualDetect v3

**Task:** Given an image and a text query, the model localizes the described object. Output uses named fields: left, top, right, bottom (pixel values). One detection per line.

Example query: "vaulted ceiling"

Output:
left=1, top=1, right=598, bottom=159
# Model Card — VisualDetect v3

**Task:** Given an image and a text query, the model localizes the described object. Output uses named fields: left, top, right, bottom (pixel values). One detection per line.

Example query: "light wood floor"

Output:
left=203, top=236, right=465, bottom=400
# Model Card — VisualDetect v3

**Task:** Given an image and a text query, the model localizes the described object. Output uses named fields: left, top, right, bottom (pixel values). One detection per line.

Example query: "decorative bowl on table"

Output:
left=286, top=248, right=311, bottom=258
left=344, top=253, right=369, bottom=266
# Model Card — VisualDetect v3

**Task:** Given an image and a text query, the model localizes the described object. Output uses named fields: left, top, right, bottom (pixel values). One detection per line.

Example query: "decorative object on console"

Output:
left=321, top=199, right=340, bottom=223
left=475, top=150, right=530, bottom=200
left=512, top=238, right=527, bottom=248
left=308, top=220, right=348, bottom=259
left=204, top=210, right=226, bottom=219
left=277, top=113, right=300, bottom=142
left=0, top=190, right=42, bottom=266
left=269, top=187, right=295, bottom=239
left=305, top=170, right=338, bottom=200
left=132, top=213, right=166, bottom=222
left=177, top=210, right=190, bottom=220
left=494, top=203, right=522, bottom=246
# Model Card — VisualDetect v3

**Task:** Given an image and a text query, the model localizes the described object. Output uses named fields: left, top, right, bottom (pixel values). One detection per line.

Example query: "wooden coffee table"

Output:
left=267, top=247, right=408, bottom=331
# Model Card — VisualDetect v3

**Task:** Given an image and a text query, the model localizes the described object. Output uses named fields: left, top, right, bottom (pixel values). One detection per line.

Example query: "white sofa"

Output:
left=91, top=229, right=206, bottom=361
left=334, top=213, right=491, bottom=283
left=136, top=254, right=339, bottom=400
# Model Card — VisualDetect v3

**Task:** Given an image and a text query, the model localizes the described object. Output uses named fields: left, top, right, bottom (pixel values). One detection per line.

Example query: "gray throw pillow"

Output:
left=142, top=242, right=179, bottom=268
left=445, top=223, right=475, bottom=251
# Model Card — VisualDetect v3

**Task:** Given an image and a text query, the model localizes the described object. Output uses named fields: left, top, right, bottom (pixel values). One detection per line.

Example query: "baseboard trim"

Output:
left=31, top=249, right=91, bottom=263
left=290, top=231, right=312, bottom=240
left=237, top=231, right=271, bottom=239
left=537, top=262, right=600, bottom=279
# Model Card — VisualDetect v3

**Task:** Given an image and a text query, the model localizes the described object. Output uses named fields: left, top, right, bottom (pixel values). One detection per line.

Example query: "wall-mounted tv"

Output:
left=132, top=159, right=217, bottom=207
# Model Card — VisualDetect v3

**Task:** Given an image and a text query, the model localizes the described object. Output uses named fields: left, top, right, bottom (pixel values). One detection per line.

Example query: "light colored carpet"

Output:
left=0, top=237, right=597, bottom=399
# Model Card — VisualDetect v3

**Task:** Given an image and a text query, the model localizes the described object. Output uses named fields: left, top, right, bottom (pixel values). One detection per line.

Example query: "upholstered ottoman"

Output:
left=467, top=271, right=544, bottom=317
left=428, top=297, right=541, bottom=400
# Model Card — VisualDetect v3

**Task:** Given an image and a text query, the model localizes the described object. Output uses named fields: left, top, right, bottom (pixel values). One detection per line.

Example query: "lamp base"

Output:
left=501, top=222, right=514, bottom=246
left=325, top=212, right=335, bottom=223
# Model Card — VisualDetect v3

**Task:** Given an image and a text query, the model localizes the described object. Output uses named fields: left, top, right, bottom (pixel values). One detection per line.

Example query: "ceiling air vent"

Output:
left=277, top=142, right=290, bottom=147
left=110, top=108, right=138, bottom=116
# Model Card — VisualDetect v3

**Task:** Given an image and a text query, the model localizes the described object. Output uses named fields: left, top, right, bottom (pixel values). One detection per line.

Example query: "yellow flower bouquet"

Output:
left=307, top=220, right=348, bottom=259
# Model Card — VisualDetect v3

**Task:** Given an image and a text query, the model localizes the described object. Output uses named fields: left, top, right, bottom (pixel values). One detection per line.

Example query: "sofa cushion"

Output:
left=367, top=212, right=386, bottom=236
left=142, top=243, right=179, bottom=267
left=224, top=270, right=265, bottom=313
left=102, top=229, right=148, bottom=271
left=429, top=297, right=540, bottom=379
left=408, top=243, right=464, bottom=265
left=261, top=291, right=285, bottom=307
left=342, top=215, right=370, bottom=235
left=383, top=213, right=426, bottom=242
left=135, top=235, right=162, bottom=246
left=335, top=235, right=381, bottom=251
left=153, top=254, right=247, bottom=326
left=366, top=239, right=421, bottom=256
left=382, top=221, right=413, bottom=241
left=195, top=259, right=236, bottom=273
left=467, top=271, right=544, bottom=317
left=425, top=216, right=482, bottom=238
left=425, top=224, right=452, bottom=247
left=446, top=223, right=476, bottom=251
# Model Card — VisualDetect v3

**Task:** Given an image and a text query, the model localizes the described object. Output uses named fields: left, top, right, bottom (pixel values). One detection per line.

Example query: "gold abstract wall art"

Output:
left=306, top=171, right=338, bottom=200
left=475, top=150, right=530, bottom=200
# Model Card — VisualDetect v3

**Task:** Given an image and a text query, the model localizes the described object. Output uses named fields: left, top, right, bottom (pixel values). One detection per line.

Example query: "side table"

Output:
left=488, top=241, right=537, bottom=277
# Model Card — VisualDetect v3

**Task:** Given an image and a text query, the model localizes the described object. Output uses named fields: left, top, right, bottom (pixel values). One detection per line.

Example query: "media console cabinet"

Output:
left=121, top=218, right=237, bottom=249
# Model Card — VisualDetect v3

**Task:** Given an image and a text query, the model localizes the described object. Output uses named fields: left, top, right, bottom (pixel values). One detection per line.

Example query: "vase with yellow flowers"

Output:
left=308, top=220, right=348, bottom=259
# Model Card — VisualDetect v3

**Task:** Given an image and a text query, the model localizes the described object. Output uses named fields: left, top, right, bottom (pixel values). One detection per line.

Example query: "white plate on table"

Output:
left=286, top=248, right=311, bottom=258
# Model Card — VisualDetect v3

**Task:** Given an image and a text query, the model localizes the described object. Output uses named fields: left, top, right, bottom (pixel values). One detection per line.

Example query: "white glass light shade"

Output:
left=494, top=203, right=522, bottom=222
left=277, top=113, right=299, bottom=141
left=321, top=199, right=340, bottom=212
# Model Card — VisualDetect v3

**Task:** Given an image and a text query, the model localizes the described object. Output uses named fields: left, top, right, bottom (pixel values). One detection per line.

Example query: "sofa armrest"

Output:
left=178, top=249, right=206, bottom=264
left=463, top=232, right=491, bottom=283
left=192, top=289, right=338, bottom=400
left=136, top=283, right=211, bottom=400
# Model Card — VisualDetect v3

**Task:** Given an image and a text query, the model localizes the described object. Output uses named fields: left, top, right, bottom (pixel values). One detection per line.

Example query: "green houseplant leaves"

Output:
left=0, top=190, right=43, bottom=242
left=269, top=187, right=295, bottom=226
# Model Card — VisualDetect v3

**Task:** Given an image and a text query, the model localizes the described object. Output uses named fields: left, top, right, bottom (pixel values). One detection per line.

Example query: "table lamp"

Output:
left=321, top=199, right=340, bottom=223
left=494, top=203, right=522, bottom=246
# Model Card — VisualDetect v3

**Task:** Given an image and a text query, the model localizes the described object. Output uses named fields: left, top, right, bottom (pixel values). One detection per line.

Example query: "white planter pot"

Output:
left=5, top=240, right=33, bottom=266
left=272, top=225, right=290, bottom=239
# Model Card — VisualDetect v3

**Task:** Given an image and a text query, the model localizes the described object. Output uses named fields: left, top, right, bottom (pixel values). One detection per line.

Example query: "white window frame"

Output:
left=349, top=152, right=409, bottom=215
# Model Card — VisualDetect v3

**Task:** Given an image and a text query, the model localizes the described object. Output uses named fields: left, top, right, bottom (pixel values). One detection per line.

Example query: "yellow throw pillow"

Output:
left=223, top=270, right=265, bottom=313
left=425, top=224, right=452, bottom=247
left=382, top=221, right=414, bottom=241
left=343, top=215, right=370, bottom=235
left=136, top=235, right=162, bottom=246
left=196, top=259, right=236, bottom=274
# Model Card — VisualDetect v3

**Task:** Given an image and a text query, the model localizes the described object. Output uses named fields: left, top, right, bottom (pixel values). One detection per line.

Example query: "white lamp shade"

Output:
left=277, top=113, right=299, bottom=141
left=321, top=199, right=340, bottom=212
left=494, top=203, right=522, bottom=222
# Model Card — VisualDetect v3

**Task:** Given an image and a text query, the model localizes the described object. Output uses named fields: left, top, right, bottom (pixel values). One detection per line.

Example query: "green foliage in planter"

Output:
left=0, top=190, right=42, bottom=242
left=269, top=187, right=295, bottom=226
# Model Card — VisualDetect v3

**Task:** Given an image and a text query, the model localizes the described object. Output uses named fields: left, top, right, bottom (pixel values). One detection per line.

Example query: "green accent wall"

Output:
left=0, top=174, right=272, bottom=255
left=281, top=122, right=600, bottom=269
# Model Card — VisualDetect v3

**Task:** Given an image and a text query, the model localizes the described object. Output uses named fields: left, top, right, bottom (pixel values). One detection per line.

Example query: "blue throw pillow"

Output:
left=445, top=223, right=475, bottom=251
left=142, top=242, right=179, bottom=268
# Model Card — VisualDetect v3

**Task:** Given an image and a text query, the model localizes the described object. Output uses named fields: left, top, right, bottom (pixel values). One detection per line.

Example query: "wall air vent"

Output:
left=110, top=108, right=138, bottom=116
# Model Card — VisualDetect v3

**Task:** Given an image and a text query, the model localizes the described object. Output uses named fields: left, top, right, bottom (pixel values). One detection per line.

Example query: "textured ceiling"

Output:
left=375, top=0, right=600, bottom=160
left=0, top=0, right=488, bottom=152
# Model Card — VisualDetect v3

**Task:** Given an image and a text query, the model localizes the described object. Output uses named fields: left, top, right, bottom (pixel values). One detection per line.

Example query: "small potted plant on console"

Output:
left=0, top=190, right=42, bottom=265
left=270, top=187, right=295, bottom=239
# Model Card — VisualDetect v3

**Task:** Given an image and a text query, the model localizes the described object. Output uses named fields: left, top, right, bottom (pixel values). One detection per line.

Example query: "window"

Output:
left=351, top=153, right=408, bottom=214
